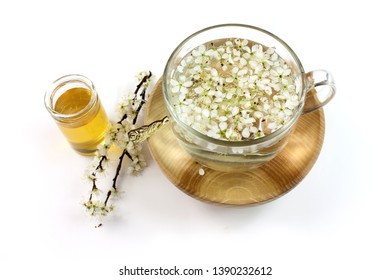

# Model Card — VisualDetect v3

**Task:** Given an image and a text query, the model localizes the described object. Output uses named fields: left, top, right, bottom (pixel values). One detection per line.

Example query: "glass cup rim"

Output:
left=163, top=23, right=306, bottom=147
left=44, top=74, right=98, bottom=121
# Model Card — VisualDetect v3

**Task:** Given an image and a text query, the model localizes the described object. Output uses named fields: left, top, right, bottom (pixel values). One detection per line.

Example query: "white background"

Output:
left=1, top=0, right=389, bottom=279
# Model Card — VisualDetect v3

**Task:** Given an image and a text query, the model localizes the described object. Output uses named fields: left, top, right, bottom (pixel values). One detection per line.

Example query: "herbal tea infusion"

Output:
left=45, top=75, right=110, bottom=155
left=54, top=87, right=109, bottom=153
left=169, top=38, right=299, bottom=141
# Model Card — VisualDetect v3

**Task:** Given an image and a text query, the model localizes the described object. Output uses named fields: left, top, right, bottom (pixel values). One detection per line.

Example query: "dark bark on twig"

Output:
left=104, top=190, right=111, bottom=206
left=112, top=150, right=126, bottom=191
left=134, top=71, right=152, bottom=98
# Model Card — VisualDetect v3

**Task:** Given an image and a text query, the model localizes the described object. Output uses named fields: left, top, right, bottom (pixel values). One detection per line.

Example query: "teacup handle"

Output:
left=303, top=70, right=336, bottom=114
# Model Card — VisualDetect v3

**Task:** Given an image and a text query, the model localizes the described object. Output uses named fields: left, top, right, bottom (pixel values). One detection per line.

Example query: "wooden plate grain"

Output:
left=144, top=78, right=325, bottom=206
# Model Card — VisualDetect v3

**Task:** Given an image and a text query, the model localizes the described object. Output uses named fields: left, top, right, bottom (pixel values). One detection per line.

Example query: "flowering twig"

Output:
left=83, top=71, right=153, bottom=225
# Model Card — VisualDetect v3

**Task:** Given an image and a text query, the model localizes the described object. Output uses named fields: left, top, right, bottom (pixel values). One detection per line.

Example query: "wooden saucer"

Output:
left=144, top=78, right=325, bottom=206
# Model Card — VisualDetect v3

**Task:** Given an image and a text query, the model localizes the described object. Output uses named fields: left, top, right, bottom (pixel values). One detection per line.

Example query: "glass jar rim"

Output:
left=163, top=23, right=306, bottom=147
left=44, top=74, right=98, bottom=121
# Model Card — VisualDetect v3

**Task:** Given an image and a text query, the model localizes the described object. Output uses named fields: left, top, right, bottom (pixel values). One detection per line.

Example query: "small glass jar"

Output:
left=44, top=74, right=110, bottom=155
left=163, top=24, right=335, bottom=172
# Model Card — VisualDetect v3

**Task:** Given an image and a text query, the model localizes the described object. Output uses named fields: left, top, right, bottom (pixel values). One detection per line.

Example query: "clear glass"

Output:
left=44, top=74, right=110, bottom=155
left=163, top=24, right=335, bottom=172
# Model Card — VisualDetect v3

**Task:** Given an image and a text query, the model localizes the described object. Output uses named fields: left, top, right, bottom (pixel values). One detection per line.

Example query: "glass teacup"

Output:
left=163, top=24, right=335, bottom=172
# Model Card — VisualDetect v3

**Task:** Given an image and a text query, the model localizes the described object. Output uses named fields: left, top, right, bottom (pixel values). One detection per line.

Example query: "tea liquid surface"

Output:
left=55, top=87, right=91, bottom=114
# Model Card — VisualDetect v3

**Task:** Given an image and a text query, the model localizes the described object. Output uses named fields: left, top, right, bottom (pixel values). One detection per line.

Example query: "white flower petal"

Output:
left=242, top=127, right=250, bottom=138
left=170, top=79, right=178, bottom=86
left=202, top=109, right=210, bottom=118
left=194, top=86, right=203, bottom=94
left=183, top=81, right=193, bottom=87
left=219, top=121, right=227, bottom=131
left=172, top=85, right=180, bottom=93
left=231, top=106, right=239, bottom=116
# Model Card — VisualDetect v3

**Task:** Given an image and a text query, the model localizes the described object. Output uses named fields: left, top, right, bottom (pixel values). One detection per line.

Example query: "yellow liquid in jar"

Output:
left=54, top=87, right=110, bottom=155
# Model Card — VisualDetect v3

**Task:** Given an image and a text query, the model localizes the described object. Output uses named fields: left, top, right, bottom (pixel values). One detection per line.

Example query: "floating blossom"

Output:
left=170, top=75, right=193, bottom=94
left=169, top=39, right=299, bottom=141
